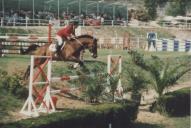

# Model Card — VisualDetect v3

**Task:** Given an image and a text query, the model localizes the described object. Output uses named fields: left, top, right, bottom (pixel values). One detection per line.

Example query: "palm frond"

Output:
left=166, top=67, right=191, bottom=87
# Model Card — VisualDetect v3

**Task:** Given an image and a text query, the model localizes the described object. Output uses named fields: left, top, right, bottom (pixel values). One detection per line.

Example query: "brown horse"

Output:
left=23, top=34, right=98, bottom=79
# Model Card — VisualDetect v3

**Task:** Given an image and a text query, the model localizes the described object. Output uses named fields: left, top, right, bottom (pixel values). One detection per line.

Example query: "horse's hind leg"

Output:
left=73, top=60, right=84, bottom=68
left=24, top=65, right=30, bottom=80
left=66, top=56, right=84, bottom=68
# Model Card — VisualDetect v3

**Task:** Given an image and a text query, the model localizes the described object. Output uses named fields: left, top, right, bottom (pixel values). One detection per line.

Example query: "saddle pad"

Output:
left=49, top=44, right=56, bottom=52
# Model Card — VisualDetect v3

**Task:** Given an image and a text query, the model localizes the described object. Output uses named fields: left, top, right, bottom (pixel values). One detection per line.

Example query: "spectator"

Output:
left=147, top=30, right=157, bottom=50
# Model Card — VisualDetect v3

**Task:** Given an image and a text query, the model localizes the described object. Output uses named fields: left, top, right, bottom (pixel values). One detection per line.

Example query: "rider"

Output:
left=55, top=20, right=79, bottom=52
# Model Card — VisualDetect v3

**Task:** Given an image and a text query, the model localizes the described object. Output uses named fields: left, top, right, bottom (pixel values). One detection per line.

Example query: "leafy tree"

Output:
left=76, top=66, right=107, bottom=103
left=83, top=73, right=107, bottom=103
left=166, top=0, right=189, bottom=16
left=156, top=0, right=168, bottom=7
left=144, top=0, right=158, bottom=20
left=128, top=50, right=191, bottom=98
left=107, top=74, right=120, bottom=102
left=126, top=67, right=150, bottom=104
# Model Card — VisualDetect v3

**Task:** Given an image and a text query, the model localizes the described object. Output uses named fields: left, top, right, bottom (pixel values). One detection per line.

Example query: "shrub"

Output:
left=0, top=69, right=27, bottom=98
left=150, top=87, right=190, bottom=117
left=1, top=102, right=139, bottom=128
left=0, top=69, right=27, bottom=118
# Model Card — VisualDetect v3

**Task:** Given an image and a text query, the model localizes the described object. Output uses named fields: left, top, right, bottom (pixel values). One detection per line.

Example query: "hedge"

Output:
left=155, top=87, right=190, bottom=117
left=0, top=101, right=138, bottom=128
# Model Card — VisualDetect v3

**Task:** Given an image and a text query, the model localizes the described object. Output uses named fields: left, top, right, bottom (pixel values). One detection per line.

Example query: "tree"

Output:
left=123, top=56, right=150, bottom=104
left=107, top=74, right=120, bottom=102
left=82, top=73, right=107, bottom=103
left=166, top=0, right=189, bottom=16
left=129, top=50, right=191, bottom=98
left=144, top=0, right=158, bottom=20
left=156, top=0, right=168, bottom=7
left=125, top=66, right=150, bottom=104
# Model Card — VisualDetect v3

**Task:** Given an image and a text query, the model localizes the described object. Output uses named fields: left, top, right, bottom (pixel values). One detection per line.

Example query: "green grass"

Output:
left=0, top=49, right=190, bottom=78
left=132, top=116, right=190, bottom=128
left=133, top=123, right=165, bottom=128
left=0, top=93, right=23, bottom=123
left=171, top=116, right=190, bottom=128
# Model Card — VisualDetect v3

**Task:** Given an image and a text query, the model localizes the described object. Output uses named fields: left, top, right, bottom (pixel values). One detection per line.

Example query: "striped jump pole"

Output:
left=107, top=55, right=123, bottom=97
left=156, top=39, right=191, bottom=52
left=20, top=56, right=55, bottom=117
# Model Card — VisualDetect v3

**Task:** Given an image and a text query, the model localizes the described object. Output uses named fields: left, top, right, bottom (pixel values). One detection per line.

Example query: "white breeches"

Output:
left=56, top=35, right=63, bottom=46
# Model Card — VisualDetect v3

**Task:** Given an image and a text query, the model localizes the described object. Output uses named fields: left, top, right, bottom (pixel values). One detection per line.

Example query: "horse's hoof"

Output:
left=73, top=63, right=79, bottom=68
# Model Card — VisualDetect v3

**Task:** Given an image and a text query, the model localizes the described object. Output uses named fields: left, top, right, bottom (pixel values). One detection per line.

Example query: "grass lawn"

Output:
left=0, top=49, right=190, bottom=127
left=171, top=116, right=190, bottom=128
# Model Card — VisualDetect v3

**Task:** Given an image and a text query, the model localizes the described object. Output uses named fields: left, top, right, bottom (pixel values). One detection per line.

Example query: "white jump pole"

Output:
left=107, top=55, right=111, bottom=74
left=20, top=56, right=39, bottom=117
left=107, top=55, right=122, bottom=91
left=107, top=55, right=122, bottom=75
left=107, top=55, right=111, bottom=85
left=118, top=56, right=122, bottom=89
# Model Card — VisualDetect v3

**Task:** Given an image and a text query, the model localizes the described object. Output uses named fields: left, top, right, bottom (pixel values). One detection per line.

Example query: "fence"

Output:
left=159, top=21, right=191, bottom=30
left=128, top=21, right=191, bottom=30
left=1, top=17, right=191, bottom=30
left=0, top=35, right=48, bottom=55
left=156, top=39, right=191, bottom=52
left=0, top=18, right=127, bottom=28
left=1, top=35, right=191, bottom=56
left=146, top=39, right=191, bottom=52
left=98, top=36, right=147, bottom=49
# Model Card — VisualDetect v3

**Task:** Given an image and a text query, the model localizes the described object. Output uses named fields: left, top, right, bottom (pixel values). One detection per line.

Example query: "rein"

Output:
left=72, top=37, right=83, bottom=46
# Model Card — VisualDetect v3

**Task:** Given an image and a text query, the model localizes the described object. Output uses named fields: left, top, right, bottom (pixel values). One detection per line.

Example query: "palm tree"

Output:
left=107, top=74, right=120, bottom=102
left=125, top=67, right=150, bottom=104
left=129, top=50, right=191, bottom=98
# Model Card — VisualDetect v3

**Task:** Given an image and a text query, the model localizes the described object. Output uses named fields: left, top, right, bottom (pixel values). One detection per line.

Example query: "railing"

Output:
left=159, top=21, right=191, bottom=30
left=0, top=35, right=145, bottom=56
left=0, top=34, right=191, bottom=57
left=1, top=17, right=191, bottom=30
left=0, top=18, right=127, bottom=27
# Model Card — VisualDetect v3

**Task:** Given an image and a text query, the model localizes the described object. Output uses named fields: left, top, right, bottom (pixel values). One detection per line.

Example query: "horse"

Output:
left=23, top=34, right=98, bottom=80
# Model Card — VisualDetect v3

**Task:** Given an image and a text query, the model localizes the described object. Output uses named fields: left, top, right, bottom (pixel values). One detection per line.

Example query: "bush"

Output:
left=0, top=69, right=27, bottom=98
left=150, top=88, right=190, bottom=117
left=0, top=69, right=27, bottom=118
left=1, top=101, right=139, bottom=128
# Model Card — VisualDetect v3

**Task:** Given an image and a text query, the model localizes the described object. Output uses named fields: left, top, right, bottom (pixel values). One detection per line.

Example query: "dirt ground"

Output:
left=136, top=80, right=191, bottom=128
left=136, top=106, right=174, bottom=128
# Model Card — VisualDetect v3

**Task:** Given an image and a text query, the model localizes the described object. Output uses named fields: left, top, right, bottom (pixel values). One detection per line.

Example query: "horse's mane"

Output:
left=77, top=34, right=94, bottom=38
left=70, top=34, right=95, bottom=41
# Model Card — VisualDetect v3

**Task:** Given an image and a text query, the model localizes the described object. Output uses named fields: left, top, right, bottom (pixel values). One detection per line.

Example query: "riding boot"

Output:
left=55, top=44, right=60, bottom=57
left=56, top=44, right=61, bottom=52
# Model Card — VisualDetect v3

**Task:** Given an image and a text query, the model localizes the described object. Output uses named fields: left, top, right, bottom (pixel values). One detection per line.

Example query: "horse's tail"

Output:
left=20, top=44, right=40, bottom=55
left=20, top=47, right=26, bottom=54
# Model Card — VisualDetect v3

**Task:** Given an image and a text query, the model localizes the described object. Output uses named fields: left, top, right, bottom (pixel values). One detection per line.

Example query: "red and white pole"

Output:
left=48, top=24, right=52, bottom=43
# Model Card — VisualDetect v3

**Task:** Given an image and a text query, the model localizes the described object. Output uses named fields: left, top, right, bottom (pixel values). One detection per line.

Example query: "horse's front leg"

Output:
left=66, top=56, right=84, bottom=67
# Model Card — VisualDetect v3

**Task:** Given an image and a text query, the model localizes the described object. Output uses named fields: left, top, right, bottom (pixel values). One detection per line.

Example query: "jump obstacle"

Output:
left=107, top=55, right=123, bottom=98
left=147, top=39, right=191, bottom=52
left=20, top=55, right=122, bottom=117
left=20, top=56, right=55, bottom=117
